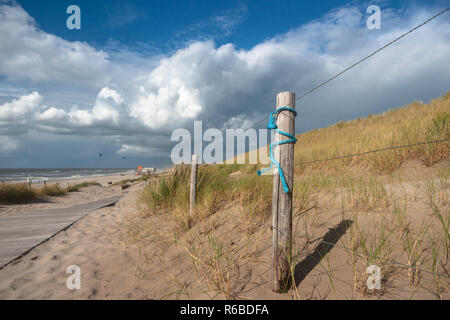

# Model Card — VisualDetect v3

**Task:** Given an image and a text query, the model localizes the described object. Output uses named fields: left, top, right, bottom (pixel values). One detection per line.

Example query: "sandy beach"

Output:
left=0, top=174, right=202, bottom=300
left=0, top=160, right=448, bottom=300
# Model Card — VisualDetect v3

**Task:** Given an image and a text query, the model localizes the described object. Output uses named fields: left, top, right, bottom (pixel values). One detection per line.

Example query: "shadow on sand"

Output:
left=294, top=219, right=353, bottom=286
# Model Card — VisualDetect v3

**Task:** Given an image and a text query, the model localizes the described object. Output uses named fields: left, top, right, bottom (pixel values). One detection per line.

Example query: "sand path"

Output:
left=0, top=195, right=123, bottom=268
left=0, top=182, right=150, bottom=299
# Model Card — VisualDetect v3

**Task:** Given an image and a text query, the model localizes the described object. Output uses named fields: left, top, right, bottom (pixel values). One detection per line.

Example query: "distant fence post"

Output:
left=190, top=154, right=199, bottom=222
left=272, top=91, right=296, bottom=293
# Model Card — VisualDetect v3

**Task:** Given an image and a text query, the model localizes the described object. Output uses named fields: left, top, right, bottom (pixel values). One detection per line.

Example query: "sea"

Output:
left=0, top=168, right=136, bottom=182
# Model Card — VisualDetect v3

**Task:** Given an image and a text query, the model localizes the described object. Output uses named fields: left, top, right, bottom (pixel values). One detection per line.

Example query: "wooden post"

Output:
left=189, top=154, right=199, bottom=220
left=272, top=91, right=296, bottom=293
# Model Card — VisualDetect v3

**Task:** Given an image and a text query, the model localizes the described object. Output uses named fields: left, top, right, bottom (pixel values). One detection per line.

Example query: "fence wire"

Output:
left=295, top=138, right=450, bottom=166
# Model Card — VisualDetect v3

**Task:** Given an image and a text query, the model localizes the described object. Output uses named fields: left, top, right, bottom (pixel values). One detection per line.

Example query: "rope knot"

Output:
left=267, top=112, right=278, bottom=129
left=257, top=106, right=297, bottom=193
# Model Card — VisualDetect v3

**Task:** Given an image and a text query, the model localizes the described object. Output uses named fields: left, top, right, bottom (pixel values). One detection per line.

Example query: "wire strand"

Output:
left=295, top=7, right=450, bottom=102
left=296, top=138, right=450, bottom=166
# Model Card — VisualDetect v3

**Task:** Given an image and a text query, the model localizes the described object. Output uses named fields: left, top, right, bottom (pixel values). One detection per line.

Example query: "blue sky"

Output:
left=0, top=0, right=449, bottom=168
left=18, top=0, right=444, bottom=50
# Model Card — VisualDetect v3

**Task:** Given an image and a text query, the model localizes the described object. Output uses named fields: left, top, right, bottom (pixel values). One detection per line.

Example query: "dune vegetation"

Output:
left=135, top=91, right=449, bottom=299
left=141, top=91, right=449, bottom=226
left=0, top=182, right=101, bottom=204
left=295, top=91, right=449, bottom=173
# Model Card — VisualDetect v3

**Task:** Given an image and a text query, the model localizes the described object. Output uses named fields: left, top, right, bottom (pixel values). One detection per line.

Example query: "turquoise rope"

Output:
left=257, top=107, right=297, bottom=193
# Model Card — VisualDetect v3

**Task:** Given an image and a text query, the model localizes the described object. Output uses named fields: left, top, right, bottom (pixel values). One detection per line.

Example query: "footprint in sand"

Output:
left=10, top=277, right=32, bottom=290
left=88, top=287, right=98, bottom=298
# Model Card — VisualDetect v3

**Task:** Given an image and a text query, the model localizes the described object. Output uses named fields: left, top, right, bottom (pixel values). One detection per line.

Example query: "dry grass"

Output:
left=295, top=91, right=449, bottom=173
left=0, top=181, right=101, bottom=204
left=111, top=176, right=148, bottom=186
left=140, top=163, right=272, bottom=233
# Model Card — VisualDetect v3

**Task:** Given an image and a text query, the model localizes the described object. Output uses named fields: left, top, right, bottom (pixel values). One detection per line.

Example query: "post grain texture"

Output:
left=272, top=91, right=296, bottom=292
left=190, top=154, right=199, bottom=220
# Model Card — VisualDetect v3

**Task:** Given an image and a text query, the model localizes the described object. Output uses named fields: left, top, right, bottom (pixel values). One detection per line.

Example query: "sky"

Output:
left=0, top=0, right=449, bottom=168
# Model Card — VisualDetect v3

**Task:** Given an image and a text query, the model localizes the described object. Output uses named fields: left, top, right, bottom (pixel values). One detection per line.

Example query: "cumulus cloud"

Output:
left=124, top=5, right=450, bottom=136
left=34, top=87, right=134, bottom=134
left=0, top=91, right=43, bottom=136
left=0, top=3, right=109, bottom=86
left=0, top=91, right=42, bottom=121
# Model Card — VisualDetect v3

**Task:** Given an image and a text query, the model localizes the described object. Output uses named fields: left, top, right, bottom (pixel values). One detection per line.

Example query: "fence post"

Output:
left=190, top=154, right=199, bottom=222
left=272, top=91, right=296, bottom=293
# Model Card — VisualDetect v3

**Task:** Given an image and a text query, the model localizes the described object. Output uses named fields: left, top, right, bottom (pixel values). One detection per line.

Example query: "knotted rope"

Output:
left=257, top=106, right=297, bottom=193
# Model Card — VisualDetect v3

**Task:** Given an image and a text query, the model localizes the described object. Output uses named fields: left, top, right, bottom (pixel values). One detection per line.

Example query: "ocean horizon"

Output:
left=0, top=168, right=136, bottom=182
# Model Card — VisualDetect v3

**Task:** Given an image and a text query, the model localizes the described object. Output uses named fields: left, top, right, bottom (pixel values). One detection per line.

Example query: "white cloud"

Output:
left=34, top=87, right=130, bottom=132
left=222, top=115, right=254, bottom=130
left=0, top=3, right=109, bottom=86
left=0, top=91, right=42, bottom=121
left=116, top=144, right=156, bottom=156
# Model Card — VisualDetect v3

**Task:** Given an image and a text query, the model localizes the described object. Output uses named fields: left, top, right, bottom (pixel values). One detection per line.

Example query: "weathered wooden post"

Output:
left=272, top=91, right=296, bottom=292
left=189, top=154, right=199, bottom=221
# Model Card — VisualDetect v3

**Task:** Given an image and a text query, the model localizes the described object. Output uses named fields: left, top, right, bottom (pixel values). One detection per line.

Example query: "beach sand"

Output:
left=0, top=181, right=140, bottom=299
left=0, top=171, right=190, bottom=300
left=0, top=163, right=448, bottom=300
left=0, top=180, right=252, bottom=300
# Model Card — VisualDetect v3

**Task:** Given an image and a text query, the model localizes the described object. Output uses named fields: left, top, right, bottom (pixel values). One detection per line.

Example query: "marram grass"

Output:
left=294, top=91, right=450, bottom=173
left=0, top=182, right=101, bottom=204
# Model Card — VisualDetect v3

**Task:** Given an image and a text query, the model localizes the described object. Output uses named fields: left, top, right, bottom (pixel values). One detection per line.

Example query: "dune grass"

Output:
left=111, top=176, right=148, bottom=186
left=140, top=163, right=272, bottom=232
left=0, top=181, right=101, bottom=204
left=0, top=183, right=36, bottom=204
left=294, top=91, right=449, bottom=174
